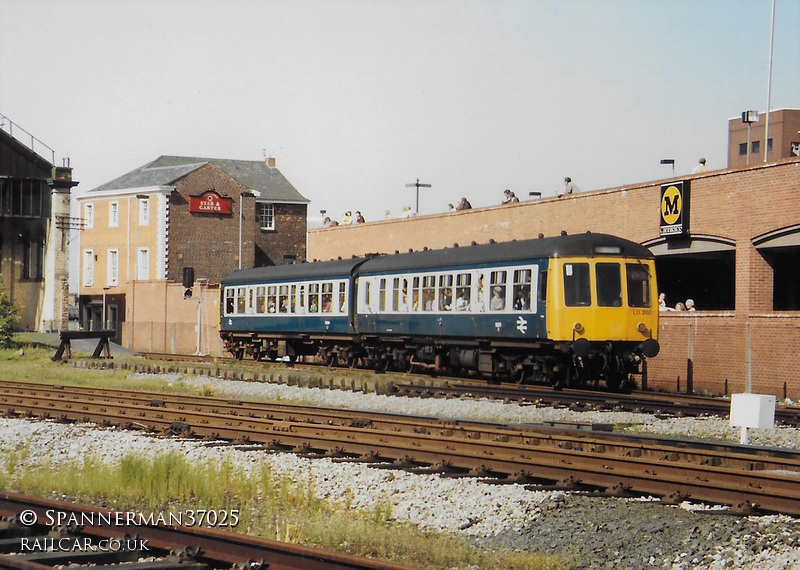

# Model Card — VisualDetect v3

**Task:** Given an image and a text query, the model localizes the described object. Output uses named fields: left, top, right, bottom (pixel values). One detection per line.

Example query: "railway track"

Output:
left=0, top=492, right=410, bottom=570
left=134, top=352, right=800, bottom=426
left=1, top=380, right=800, bottom=516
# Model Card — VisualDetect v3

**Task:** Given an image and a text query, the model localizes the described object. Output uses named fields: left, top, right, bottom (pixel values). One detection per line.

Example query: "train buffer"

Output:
left=51, top=330, right=114, bottom=361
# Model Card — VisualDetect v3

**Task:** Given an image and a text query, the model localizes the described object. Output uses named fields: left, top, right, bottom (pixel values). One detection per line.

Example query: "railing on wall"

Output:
left=0, top=113, right=56, bottom=165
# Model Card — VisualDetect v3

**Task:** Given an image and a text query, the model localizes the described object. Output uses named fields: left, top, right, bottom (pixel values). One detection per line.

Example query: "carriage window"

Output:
left=322, top=282, right=334, bottom=312
left=626, top=263, right=651, bottom=308
left=256, top=286, right=266, bottom=313
left=309, top=283, right=320, bottom=313
left=596, top=263, right=622, bottom=307
left=236, top=287, right=246, bottom=314
left=513, top=269, right=532, bottom=311
left=476, top=274, right=486, bottom=311
left=297, top=285, right=305, bottom=313
left=225, top=288, right=235, bottom=315
left=266, top=286, right=277, bottom=313
left=438, top=274, right=454, bottom=310
left=278, top=285, right=289, bottom=313
left=363, top=280, right=372, bottom=312
left=455, top=273, right=471, bottom=311
left=563, top=263, right=591, bottom=306
left=391, top=278, right=401, bottom=311
left=539, top=269, right=548, bottom=302
left=379, top=278, right=387, bottom=312
left=412, top=277, right=421, bottom=311
left=338, top=282, right=347, bottom=313
left=289, top=285, right=297, bottom=314
left=247, top=288, right=256, bottom=314
left=422, top=275, right=436, bottom=311
left=489, top=271, right=507, bottom=311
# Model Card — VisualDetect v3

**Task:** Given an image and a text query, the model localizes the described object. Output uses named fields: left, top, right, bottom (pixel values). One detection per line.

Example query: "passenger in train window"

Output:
left=440, top=288, right=453, bottom=310
left=456, top=292, right=469, bottom=311
left=514, top=287, right=529, bottom=310
left=490, top=287, right=505, bottom=311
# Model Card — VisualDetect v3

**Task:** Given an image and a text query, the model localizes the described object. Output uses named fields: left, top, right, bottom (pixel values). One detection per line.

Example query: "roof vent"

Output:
left=538, top=233, right=544, bottom=239
left=453, top=243, right=459, bottom=248
left=488, top=239, right=495, bottom=244
left=471, top=241, right=477, bottom=246
left=561, top=230, right=567, bottom=236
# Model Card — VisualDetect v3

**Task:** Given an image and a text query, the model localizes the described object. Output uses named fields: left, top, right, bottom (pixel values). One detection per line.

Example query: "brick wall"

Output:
left=308, top=159, right=800, bottom=397
left=254, top=203, right=307, bottom=266
left=168, top=164, right=252, bottom=283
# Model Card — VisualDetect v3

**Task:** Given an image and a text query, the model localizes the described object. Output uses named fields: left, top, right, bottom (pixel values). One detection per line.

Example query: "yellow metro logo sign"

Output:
left=659, top=180, right=689, bottom=236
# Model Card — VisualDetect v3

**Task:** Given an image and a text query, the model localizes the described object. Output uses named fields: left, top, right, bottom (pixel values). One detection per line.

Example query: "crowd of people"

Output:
left=323, top=176, right=584, bottom=227
left=659, top=293, right=696, bottom=312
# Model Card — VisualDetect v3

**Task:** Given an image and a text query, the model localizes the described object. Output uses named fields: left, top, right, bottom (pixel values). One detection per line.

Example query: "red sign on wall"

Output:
left=189, top=190, right=233, bottom=215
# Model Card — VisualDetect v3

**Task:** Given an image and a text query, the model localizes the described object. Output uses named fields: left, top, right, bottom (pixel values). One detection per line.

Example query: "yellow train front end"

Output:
left=546, top=254, right=659, bottom=390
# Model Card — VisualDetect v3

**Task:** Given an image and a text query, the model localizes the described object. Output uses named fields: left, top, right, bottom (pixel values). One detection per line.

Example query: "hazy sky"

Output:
left=2, top=0, right=798, bottom=225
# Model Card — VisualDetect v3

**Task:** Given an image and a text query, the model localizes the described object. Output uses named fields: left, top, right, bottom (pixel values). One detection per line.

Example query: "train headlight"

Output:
left=573, top=322, right=584, bottom=334
left=637, top=322, right=648, bottom=334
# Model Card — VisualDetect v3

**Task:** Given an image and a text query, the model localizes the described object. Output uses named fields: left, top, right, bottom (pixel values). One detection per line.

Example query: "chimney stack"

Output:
left=266, top=156, right=276, bottom=167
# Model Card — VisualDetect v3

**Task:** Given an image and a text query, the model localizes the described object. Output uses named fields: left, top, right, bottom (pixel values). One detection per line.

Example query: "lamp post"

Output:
left=194, top=278, right=208, bottom=356
left=405, top=178, right=432, bottom=214
left=238, top=191, right=255, bottom=270
left=102, top=286, right=110, bottom=330
left=741, top=111, right=759, bottom=165
left=660, top=159, right=675, bottom=177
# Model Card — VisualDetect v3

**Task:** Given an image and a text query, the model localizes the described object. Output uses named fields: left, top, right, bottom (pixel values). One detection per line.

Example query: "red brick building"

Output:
left=76, top=155, right=308, bottom=341
left=308, top=157, right=800, bottom=398
left=728, top=108, right=800, bottom=168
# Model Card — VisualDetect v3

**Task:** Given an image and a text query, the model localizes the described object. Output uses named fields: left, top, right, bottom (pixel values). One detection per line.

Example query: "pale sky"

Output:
left=2, top=0, right=798, bottom=227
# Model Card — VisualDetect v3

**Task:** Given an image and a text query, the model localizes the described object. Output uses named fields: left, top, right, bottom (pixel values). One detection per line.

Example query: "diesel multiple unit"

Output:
left=219, top=232, right=659, bottom=390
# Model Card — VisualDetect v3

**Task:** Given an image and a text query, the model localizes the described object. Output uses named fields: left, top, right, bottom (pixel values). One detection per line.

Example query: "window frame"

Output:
left=109, top=201, right=119, bottom=228
left=83, top=249, right=95, bottom=287
left=258, top=202, right=275, bottom=231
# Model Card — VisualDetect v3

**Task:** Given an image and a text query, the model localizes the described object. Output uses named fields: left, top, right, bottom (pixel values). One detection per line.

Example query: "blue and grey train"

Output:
left=219, top=232, right=660, bottom=389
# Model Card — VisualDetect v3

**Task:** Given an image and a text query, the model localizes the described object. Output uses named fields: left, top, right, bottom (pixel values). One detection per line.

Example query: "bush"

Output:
left=0, top=280, right=19, bottom=347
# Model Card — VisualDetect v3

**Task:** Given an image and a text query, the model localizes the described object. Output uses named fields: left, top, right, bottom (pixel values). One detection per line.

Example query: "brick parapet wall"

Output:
left=308, top=160, right=800, bottom=396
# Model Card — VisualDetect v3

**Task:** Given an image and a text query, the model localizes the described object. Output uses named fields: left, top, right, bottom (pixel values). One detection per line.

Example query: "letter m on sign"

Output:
left=659, top=180, right=689, bottom=237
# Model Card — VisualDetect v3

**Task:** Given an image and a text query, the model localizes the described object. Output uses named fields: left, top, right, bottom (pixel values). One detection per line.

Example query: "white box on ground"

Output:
left=730, top=393, right=776, bottom=429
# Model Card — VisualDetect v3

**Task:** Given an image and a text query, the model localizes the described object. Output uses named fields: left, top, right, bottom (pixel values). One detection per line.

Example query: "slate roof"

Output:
left=87, top=155, right=308, bottom=203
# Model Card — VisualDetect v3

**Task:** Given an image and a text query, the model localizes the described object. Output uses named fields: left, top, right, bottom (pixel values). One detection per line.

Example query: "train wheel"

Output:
left=233, top=348, right=244, bottom=361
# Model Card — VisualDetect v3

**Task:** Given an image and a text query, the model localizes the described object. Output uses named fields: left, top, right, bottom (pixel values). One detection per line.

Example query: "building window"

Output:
left=738, top=143, right=747, bottom=156
left=258, top=203, right=275, bottom=230
left=83, top=249, right=95, bottom=287
left=752, top=140, right=760, bottom=154
left=84, top=203, right=94, bottom=229
left=139, top=198, right=150, bottom=226
left=137, top=247, right=150, bottom=280
left=767, top=138, right=773, bottom=152
left=107, top=249, right=119, bottom=286
left=109, top=201, right=119, bottom=228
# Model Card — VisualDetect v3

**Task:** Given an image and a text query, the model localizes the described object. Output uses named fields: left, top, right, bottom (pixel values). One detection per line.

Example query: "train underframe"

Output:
left=221, top=332, right=649, bottom=391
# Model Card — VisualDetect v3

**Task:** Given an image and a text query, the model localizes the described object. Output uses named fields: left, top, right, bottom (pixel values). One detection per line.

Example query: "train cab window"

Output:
left=489, top=271, right=507, bottom=311
left=595, top=263, right=622, bottom=307
left=225, top=288, right=235, bottom=315
left=563, top=263, right=591, bottom=306
left=626, top=263, right=652, bottom=308
left=455, top=273, right=471, bottom=311
left=236, top=287, right=246, bottom=314
left=439, top=274, right=454, bottom=311
left=513, top=269, right=532, bottom=311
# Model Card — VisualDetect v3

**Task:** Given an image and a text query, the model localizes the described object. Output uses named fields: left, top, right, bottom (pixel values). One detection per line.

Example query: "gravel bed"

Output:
left=3, top=372, right=800, bottom=569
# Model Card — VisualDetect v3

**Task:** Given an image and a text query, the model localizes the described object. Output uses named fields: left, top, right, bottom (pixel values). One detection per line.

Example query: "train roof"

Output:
left=358, top=232, right=653, bottom=274
left=221, top=257, right=366, bottom=285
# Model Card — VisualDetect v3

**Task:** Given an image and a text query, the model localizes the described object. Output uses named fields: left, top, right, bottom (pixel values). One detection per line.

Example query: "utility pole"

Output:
left=405, top=178, right=432, bottom=214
